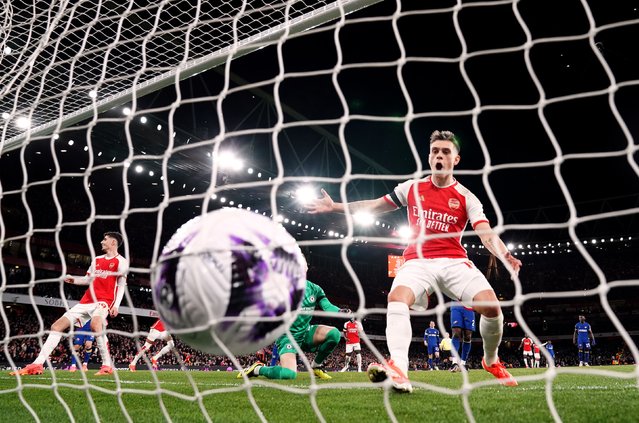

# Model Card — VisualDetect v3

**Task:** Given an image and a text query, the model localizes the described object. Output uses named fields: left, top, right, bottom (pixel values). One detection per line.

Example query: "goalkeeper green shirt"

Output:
left=288, top=280, right=340, bottom=335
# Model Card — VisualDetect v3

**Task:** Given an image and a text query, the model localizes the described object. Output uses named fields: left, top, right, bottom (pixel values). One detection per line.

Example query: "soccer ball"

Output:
left=151, top=208, right=307, bottom=355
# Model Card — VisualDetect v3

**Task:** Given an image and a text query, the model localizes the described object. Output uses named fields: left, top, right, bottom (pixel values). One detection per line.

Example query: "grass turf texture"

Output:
left=0, top=366, right=637, bottom=422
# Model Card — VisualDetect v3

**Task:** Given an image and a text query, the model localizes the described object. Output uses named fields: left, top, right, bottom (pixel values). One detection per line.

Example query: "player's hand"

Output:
left=503, top=252, right=522, bottom=274
left=306, top=189, right=334, bottom=214
left=109, top=307, right=119, bottom=317
left=591, top=339, right=596, bottom=346
left=64, top=275, right=75, bottom=284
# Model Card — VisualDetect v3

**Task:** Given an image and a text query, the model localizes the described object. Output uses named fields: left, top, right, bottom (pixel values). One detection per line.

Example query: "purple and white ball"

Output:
left=151, top=208, right=307, bottom=355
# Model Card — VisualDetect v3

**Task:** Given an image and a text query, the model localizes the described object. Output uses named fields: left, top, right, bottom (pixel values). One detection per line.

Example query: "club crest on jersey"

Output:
left=448, top=198, right=460, bottom=210
left=109, top=262, right=115, bottom=269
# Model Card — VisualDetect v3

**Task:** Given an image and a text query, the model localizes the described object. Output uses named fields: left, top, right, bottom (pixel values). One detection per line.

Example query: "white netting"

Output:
left=1, top=0, right=639, bottom=422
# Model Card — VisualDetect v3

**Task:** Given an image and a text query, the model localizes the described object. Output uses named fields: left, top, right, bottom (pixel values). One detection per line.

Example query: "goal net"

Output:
left=1, top=0, right=638, bottom=421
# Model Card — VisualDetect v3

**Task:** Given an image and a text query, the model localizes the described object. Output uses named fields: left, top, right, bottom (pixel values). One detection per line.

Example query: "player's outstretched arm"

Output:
left=474, top=222, right=522, bottom=275
left=306, top=189, right=395, bottom=215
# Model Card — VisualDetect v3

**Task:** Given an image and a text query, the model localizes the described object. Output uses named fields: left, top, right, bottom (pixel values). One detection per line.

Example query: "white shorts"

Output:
left=63, top=302, right=109, bottom=328
left=345, top=343, right=361, bottom=353
left=523, top=350, right=533, bottom=357
left=148, top=328, right=171, bottom=342
left=534, top=353, right=540, bottom=360
left=391, top=258, right=493, bottom=311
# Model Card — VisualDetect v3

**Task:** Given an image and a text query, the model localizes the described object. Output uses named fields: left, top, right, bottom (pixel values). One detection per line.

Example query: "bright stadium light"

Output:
left=506, top=243, right=514, bottom=250
left=295, top=185, right=316, bottom=204
left=122, top=107, right=132, bottom=116
left=15, top=116, right=31, bottom=129
left=135, top=165, right=143, bottom=173
left=397, top=226, right=412, bottom=239
left=217, top=151, right=244, bottom=171
left=353, top=211, right=375, bottom=226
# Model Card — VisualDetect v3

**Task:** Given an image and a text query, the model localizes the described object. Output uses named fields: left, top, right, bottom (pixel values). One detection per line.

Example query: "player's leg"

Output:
left=583, top=343, right=591, bottom=366
left=269, top=343, right=279, bottom=366
left=445, top=263, right=516, bottom=387
left=152, top=333, right=175, bottom=369
left=355, top=345, right=362, bottom=372
left=82, top=339, right=93, bottom=371
left=578, top=343, right=584, bottom=366
left=131, top=332, right=157, bottom=369
left=450, top=327, right=462, bottom=371
left=69, top=341, right=82, bottom=372
left=427, top=349, right=434, bottom=370
left=472, top=289, right=516, bottom=386
left=387, top=261, right=434, bottom=376
left=11, top=312, right=73, bottom=375
left=460, top=309, right=475, bottom=367
left=239, top=336, right=297, bottom=380
left=341, top=350, right=352, bottom=372
left=310, top=324, right=341, bottom=379
left=434, top=351, right=440, bottom=370
left=90, top=305, right=113, bottom=375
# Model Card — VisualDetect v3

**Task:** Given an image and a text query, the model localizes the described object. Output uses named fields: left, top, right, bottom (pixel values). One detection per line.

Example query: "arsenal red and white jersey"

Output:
left=79, top=254, right=129, bottom=307
left=522, top=337, right=533, bottom=351
left=533, top=344, right=540, bottom=354
left=151, top=319, right=165, bottom=332
left=343, top=321, right=362, bottom=344
left=384, top=176, right=489, bottom=260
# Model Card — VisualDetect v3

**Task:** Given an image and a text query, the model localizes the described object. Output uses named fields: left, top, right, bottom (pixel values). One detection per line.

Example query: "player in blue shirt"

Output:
left=450, top=302, right=475, bottom=372
left=69, top=320, right=94, bottom=372
left=573, top=315, right=595, bottom=367
left=424, top=321, right=441, bottom=370
left=541, top=340, right=555, bottom=367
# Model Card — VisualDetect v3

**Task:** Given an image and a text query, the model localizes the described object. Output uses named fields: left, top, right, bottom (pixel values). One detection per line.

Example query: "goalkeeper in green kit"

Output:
left=237, top=279, right=348, bottom=380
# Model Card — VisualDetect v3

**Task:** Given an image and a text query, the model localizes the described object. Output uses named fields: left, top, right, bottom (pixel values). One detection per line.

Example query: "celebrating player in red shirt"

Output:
left=519, top=335, right=533, bottom=368
left=308, top=130, right=521, bottom=392
left=11, top=232, right=128, bottom=376
left=340, top=318, right=364, bottom=372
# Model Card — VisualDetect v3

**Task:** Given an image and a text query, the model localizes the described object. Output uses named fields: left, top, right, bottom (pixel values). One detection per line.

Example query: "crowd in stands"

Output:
left=1, top=307, right=634, bottom=372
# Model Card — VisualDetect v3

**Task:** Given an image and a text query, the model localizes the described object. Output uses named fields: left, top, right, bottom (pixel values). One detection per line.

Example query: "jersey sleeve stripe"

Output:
left=471, top=219, right=489, bottom=229
left=385, top=192, right=402, bottom=208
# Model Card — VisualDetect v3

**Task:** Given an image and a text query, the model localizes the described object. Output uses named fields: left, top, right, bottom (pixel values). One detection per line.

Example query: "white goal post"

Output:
left=0, top=0, right=381, bottom=152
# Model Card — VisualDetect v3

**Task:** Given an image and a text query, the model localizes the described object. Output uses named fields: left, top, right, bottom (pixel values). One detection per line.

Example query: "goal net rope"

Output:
left=1, top=1, right=638, bottom=422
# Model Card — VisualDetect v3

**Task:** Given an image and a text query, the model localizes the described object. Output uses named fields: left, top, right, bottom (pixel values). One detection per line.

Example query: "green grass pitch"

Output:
left=0, top=366, right=637, bottom=422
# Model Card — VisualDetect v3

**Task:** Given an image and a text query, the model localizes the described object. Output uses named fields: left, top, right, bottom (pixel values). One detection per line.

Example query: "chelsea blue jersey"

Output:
left=424, top=328, right=440, bottom=346
left=575, top=322, right=591, bottom=343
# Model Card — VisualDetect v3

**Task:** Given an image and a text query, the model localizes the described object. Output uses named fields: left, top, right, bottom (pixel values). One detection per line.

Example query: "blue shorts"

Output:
left=577, top=341, right=591, bottom=351
left=427, top=344, right=440, bottom=355
left=451, top=307, right=475, bottom=332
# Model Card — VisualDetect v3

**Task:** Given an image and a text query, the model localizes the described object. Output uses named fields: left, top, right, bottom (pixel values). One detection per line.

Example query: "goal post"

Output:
left=0, top=0, right=382, bottom=153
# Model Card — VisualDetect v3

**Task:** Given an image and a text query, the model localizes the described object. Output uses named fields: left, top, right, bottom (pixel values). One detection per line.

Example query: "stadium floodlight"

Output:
left=217, top=151, right=244, bottom=171
left=1, top=112, right=9, bottom=120
left=88, top=90, right=98, bottom=98
left=122, top=107, right=132, bottom=116
left=135, top=165, right=143, bottom=173
left=397, top=226, right=412, bottom=239
left=353, top=211, right=375, bottom=226
left=140, top=116, right=147, bottom=123
left=506, top=243, right=514, bottom=250
left=295, top=185, right=316, bottom=204
left=14, top=116, right=30, bottom=129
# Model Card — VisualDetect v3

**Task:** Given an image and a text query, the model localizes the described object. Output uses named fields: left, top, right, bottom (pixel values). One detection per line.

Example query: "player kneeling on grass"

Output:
left=238, top=280, right=348, bottom=380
